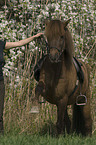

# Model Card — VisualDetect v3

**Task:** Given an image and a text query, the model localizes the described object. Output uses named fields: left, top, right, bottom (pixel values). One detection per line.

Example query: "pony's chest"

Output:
left=45, top=78, right=67, bottom=101
left=55, top=78, right=68, bottom=96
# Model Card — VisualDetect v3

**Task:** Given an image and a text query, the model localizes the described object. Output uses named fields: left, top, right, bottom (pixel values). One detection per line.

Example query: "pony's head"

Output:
left=45, top=19, right=74, bottom=67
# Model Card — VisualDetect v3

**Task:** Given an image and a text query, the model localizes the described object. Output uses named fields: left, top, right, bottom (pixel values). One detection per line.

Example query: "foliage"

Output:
left=0, top=0, right=95, bottom=78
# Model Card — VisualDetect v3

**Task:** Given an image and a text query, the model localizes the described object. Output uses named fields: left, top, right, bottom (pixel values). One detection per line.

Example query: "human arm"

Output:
left=5, top=32, right=43, bottom=49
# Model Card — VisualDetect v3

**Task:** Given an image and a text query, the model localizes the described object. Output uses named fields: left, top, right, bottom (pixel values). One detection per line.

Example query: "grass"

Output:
left=0, top=134, right=96, bottom=145
left=2, top=60, right=95, bottom=145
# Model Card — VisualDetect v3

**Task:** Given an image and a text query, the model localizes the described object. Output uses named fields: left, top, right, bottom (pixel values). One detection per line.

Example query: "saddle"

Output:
left=73, top=57, right=84, bottom=84
left=34, top=56, right=84, bottom=83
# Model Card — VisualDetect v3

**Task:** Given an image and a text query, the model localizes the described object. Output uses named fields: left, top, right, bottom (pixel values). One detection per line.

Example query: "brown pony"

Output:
left=35, top=19, right=92, bottom=136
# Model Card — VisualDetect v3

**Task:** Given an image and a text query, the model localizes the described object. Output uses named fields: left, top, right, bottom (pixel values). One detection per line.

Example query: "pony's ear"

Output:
left=64, top=18, right=71, bottom=28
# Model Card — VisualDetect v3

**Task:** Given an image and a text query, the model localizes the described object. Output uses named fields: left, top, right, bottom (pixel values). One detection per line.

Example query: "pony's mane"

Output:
left=45, top=20, right=74, bottom=69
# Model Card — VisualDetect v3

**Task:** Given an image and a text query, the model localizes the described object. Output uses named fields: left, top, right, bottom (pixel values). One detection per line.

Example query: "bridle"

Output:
left=43, top=35, right=65, bottom=63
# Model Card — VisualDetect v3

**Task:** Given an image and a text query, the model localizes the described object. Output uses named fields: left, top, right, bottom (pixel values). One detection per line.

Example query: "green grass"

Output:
left=0, top=134, right=96, bottom=145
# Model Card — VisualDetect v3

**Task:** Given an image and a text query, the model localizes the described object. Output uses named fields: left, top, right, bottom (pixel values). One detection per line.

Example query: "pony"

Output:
left=34, top=19, right=92, bottom=136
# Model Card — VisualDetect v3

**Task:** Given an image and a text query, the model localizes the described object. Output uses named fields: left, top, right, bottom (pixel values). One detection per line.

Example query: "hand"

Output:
left=34, top=32, right=44, bottom=38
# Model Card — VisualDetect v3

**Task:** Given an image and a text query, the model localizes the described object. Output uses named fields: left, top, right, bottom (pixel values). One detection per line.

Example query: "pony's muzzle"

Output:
left=49, top=48, right=60, bottom=62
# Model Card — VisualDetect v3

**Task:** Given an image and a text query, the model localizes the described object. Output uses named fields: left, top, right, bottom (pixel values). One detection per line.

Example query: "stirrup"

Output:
left=76, top=94, right=87, bottom=106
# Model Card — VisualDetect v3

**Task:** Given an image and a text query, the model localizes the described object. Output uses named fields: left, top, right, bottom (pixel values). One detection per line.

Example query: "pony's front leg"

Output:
left=30, top=81, right=45, bottom=114
left=35, top=81, right=45, bottom=97
left=56, top=97, right=68, bottom=135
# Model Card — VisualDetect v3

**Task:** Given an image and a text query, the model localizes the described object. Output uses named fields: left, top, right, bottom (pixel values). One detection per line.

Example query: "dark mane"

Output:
left=45, top=20, right=74, bottom=69
left=64, top=27, right=74, bottom=69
